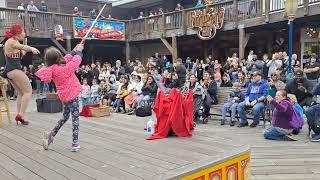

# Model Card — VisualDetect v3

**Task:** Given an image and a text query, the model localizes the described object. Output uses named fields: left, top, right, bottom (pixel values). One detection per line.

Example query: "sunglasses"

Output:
left=271, top=74, right=277, bottom=76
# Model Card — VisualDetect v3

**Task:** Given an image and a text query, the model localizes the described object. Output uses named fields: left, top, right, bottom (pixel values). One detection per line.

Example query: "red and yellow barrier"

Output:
left=180, top=152, right=250, bottom=180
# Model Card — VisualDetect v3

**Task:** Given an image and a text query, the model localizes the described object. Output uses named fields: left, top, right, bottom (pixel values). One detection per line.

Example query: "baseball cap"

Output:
left=252, top=71, right=262, bottom=76
left=294, top=70, right=303, bottom=76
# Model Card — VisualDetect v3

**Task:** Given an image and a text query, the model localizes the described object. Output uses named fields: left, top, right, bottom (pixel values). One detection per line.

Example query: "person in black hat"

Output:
left=285, top=70, right=314, bottom=107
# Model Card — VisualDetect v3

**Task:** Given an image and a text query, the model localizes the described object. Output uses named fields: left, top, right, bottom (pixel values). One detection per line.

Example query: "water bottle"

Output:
left=146, top=119, right=154, bottom=137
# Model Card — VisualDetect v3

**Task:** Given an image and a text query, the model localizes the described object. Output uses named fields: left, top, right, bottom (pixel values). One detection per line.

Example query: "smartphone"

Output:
left=268, top=89, right=276, bottom=98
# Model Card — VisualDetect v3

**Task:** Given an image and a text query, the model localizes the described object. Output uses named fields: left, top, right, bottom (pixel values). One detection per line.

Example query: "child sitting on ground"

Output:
left=221, top=82, right=245, bottom=126
left=35, top=44, right=84, bottom=152
left=287, top=93, right=304, bottom=135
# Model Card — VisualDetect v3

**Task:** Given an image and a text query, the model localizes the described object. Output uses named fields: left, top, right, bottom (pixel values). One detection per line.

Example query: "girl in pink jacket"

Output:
left=35, top=44, right=83, bottom=152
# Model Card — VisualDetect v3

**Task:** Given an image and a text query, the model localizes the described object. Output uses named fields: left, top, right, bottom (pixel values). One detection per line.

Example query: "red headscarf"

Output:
left=4, top=24, right=23, bottom=39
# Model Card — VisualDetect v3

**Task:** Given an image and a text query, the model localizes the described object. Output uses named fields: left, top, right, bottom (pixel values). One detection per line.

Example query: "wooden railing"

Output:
left=1, top=0, right=320, bottom=40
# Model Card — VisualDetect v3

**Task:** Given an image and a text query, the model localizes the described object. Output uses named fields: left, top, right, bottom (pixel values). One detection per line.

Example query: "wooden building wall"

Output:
left=6, top=0, right=111, bottom=16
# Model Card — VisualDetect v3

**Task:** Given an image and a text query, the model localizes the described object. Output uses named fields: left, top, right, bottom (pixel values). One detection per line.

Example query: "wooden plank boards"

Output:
left=0, top=98, right=319, bottom=179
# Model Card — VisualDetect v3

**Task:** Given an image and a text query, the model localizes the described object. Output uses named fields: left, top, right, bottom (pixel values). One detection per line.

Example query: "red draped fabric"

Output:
left=147, top=88, right=194, bottom=140
left=80, top=104, right=99, bottom=117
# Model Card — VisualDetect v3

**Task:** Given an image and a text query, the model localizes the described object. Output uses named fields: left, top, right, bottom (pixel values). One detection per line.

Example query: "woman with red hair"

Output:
left=3, top=24, right=39, bottom=125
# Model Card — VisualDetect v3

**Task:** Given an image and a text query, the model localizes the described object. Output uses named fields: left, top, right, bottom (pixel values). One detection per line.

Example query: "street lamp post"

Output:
left=285, top=0, right=298, bottom=73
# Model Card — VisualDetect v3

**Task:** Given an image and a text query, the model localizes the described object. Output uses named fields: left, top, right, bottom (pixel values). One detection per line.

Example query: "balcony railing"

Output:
left=0, top=0, right=320, bottom=41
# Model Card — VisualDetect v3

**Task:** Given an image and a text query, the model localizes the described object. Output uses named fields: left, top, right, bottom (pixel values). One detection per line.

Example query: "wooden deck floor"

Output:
left=0, top=98, right=319, bottom=180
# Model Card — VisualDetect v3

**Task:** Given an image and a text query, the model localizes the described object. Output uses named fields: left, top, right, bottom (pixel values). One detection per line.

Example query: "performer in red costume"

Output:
left=2, top=24, right=40, bottom=125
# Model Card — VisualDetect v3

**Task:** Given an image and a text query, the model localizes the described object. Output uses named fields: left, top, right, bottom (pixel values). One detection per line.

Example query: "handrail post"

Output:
left=232, top=0, right=238, bottom=28
left=182, top=10, right=187, bottom=35
left=265, top=0, right=270, bottom=22
left=303, top=0, right=309, bottom=16
left=51, top=13, right=56, bottom=37
left=162, top=14, right=166, bottom=37
left=24, top=10, right=30, bottom=36
left=144, top=18, right=148, bottom=39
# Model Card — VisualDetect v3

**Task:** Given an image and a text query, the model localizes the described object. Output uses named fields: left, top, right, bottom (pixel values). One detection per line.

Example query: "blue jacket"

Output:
left=227, top=91, right=245, bottom=103
left=246, top=80, right=270, bottom=101
left=313, top=83, right=320, bottom=96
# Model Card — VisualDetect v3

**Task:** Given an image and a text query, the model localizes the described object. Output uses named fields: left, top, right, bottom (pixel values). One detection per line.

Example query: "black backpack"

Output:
left=135, top=105, right=152, bottom=117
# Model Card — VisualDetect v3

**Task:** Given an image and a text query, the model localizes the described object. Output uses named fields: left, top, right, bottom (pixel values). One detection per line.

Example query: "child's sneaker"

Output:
left=42, top=132, right=54, bottom=150
left=71, top=144, right=81, bottom=152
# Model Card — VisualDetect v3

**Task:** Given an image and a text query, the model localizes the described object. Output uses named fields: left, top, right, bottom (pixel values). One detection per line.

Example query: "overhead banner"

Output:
left=73, top=17, right=125, bottom=41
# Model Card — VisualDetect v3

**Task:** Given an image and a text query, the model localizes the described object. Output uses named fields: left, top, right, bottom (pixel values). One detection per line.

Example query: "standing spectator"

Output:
left=73, top=7, right=80, bottom=16
left=138, top=12, right=144, bottom=19
left=304, top=54, right=320, bottom=83
left=80, top=78, right=91, bottom=106
left=90, top=79, right=99, bottom=104
left=91, top=64, right=100, bottom=80
left=175, top=58, right=187, bottom=88
left=89, top=9, right=97, bottom=19
left=196, top=63, right=204, bottom=81
left=27, top=1, right=39, bottom=11
left=267, top=53, right=283, bottom=78
left=195, top=0, right=205, bottom=8
left=17, top=3, right=25, bottom=10
left=115, top=60, right=125, bottom=80
left=269, top=72, right=286, bottom=91
left=158, top=8, right=164, bottom=15
left=38, top=1, right=48, bottom=12
left=285, top=70, right=314, bottom=107
left=237, top=71, right=270, bottom=128
left=175, top=3, right=183, bottom=11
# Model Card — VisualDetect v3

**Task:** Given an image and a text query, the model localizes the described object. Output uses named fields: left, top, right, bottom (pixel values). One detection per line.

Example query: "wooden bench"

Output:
left=209, top=87, right=271, bottom=127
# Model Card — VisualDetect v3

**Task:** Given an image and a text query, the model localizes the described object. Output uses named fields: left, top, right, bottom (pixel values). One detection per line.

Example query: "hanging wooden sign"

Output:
left=189, top=7, right=225, bottom=40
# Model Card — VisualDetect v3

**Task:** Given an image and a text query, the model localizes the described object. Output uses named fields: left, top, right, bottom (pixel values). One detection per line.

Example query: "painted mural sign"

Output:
left=73, top=17, right=125, bottom=41
left=189, top=7, right=225, bottom=40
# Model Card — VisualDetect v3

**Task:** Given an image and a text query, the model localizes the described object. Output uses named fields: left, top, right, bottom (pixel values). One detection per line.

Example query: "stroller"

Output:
left=192, top=84, right=208, bottom=124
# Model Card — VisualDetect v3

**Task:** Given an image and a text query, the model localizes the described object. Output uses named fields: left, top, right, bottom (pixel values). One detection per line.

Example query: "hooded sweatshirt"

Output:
left=246, top=80, right=270, bottom=101
left=271, top=98, right=294, bottom=130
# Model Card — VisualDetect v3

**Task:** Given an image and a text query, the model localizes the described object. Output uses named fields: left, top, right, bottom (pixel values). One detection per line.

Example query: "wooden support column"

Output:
left=264, top=0, right=270, bottom=22
left=160, top=35, right=178, bottom=63
left=172, top=36, right=177, bottom=62
left=125, top=40, right=130, bottom=61
left=238, top=25, right=250, bottom=60
left=303, top=0, right=309, bottom=16
left=182, top=10, right=187, bottom=35
left=24, top=10, right=30, bottom=36
left=232, top=0, right=238, bottom=28
left=51, top=38, right=67, bottom=55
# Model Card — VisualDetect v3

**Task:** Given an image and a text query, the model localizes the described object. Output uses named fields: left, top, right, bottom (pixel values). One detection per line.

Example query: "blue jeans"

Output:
left=237, top=101, right=265, bottom=124
left=137, top=95, right=150, bottom=107
left=222, top=102, right=238, bottom=121
left=113, top=99, right=123, bottom=109
left=264, top=127, right=289, bottom=141
left=90, top=96, right=99, bottom=104
left=81, top=98, right=90, bottom=106
left=305, top=104, right=320, bottom=134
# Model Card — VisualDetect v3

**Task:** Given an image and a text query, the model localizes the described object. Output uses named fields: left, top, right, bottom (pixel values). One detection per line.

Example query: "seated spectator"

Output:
left=196, top=63, right=204, bottom=81
left=221, top=82, right=245, bottom=126
left=287, top=94, right=304, bottom=118
left=235, top=71, right=248, bottom=88
left=285, top=70, right=314, bottom=107
left=17, top=3, right=25, bottom=10
left=137, top=75, right=157, bottom=108
left=90, top=79, right=99, bottom=104
left=113, top=75, right=129, bottom=112
left=80, top=78, right=91, bottom=106
left=175, top=58, right=187, bottom=88
left=304, top=54, right=320, bottom=83
left=105, top=75, right=120, bottom=106
left=264, top=90, right=297, bottom=141
left=220, top=74, right=233, bottom=87
left=269, top=72, right=285, bottom=91
left=247, top=55, right=265, bottom=74
left=168, top=72, right=180, bottom=89
left=98, top=79, right=108, bottom=105
left=214, top=67, right=222, bottom=86
left=138, top=12, right=144, bottom=19
left=237, top=71, right=270, bottom=128
left=195, top=0, right=205, bottom=8
left=124, top=72, right=144, bottom=113
left=305, top=82, right=320, bottom=142
left=202, top=71, right=218, bottom=117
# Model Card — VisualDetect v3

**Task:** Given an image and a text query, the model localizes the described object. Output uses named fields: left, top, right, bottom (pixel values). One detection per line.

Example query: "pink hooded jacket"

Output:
left=35, top=53, right=82, bottom=103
